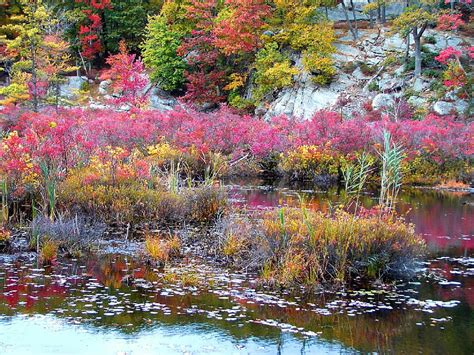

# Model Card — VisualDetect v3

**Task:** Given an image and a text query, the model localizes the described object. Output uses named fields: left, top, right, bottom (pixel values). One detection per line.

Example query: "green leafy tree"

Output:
left=103, top=0, right=148, bottom=53
left=141, top=14, right=187, bottom=91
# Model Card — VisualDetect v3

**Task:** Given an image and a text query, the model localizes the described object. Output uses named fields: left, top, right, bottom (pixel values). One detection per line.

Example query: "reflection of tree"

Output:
left=1, top=254, right=472, bottom=353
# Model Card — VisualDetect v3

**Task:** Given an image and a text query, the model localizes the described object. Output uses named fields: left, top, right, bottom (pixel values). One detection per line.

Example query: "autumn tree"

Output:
left=140, top=0, right=334, bottom=108
left=70, top=0, right=111, bottom=72
left=213, top=0, right=270, bottom=56
left=100, top=40, right=149, bottom=108
left=0, top=0, right=76, bottom=110
left=392, top=5, right=437, bottom=76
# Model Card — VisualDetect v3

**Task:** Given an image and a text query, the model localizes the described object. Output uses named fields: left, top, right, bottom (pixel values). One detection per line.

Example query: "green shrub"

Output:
left=368, top=81, right=379, bottom=92
left=423, top=34, right=437, bottom=44
left=253, top=42, right=299, bottom=101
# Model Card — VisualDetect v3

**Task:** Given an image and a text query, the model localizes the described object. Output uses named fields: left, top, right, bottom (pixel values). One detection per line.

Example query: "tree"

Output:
left=103, top=0, right=147, bottom=53
left=392, top=6, right=436, bottom=76
left=213, top=0, right=270, bottom=56
left=141, top=15, right=187, bottom=92
left=100, top=40, right=149, bottom=108
left=73, top=0, right=111, bottom=71
left=0, top=0, right=75, bottom=110
left=177, top=0, right=225, bottom=105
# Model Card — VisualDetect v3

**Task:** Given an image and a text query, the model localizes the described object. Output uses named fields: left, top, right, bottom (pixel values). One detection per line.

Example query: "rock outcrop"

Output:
left=259, top=28, right=473, bottom=119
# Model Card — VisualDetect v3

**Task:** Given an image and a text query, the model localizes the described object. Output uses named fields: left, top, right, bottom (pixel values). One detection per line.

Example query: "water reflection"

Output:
left=0, top=251, right=472, bottom=354
left=0, top=180, right=473, bottom=354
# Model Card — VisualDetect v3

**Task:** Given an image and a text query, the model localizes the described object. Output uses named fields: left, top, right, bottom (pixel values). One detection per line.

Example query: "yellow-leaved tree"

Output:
left=0, top=0, right=76, bottom=110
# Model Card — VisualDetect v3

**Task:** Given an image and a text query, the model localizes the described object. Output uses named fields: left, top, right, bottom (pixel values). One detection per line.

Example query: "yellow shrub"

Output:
left=280, top=145, right=341, bottom=179
left=145, top=235, right=169, bottom=263
left=223, top=233, right=246, bottom=257
left=40, top=239, right=59, bottom=265
left=0, top=228, right=10, bottom=243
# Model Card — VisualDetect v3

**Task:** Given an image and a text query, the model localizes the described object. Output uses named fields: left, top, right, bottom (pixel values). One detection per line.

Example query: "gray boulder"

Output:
left=59, top=76, right=87, bottom=99
left=372, top=93, right=394, bottom=110
left=432, top=101, right=455, bottom=115
left=407, top=96, right=427, bottom=108
left=149, top=89, right=177, bottom=111
left=98, top=80, right=112, bottom=95
left=454, top=100, right=469, bottom=115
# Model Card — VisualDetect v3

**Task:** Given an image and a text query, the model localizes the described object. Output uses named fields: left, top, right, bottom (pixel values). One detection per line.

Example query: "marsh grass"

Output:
left=218, top=134, right=423, bottom=288
left=378, top=131, right=405, bottom=213
left=1, top=178, right=8, bottom=225
left=39, top=238, right=59, bottom=265
left=145, top=235, right=170, bottom=265
left=59, top=170, right=226, bottom=226
left=144, top=233, right=182, bottom=267
left=31, top=215, right=105, bottom=256
left=220, top=209, right=424, bottom=288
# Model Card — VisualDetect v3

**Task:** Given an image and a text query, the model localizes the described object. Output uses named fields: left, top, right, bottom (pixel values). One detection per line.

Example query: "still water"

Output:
left=0, top=180, right=473, bottom=354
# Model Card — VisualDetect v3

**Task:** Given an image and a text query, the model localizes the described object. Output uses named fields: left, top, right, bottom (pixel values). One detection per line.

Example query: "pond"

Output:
left=0, top=179, right=473, bottom=354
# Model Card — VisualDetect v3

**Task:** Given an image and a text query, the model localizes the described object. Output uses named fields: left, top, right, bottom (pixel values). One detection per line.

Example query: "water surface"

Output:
left=0, top=180, right=472, bottom=354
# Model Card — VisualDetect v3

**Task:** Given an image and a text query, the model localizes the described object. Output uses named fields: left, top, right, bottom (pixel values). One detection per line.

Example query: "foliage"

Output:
left=435, top=46, right=462, bottom=64
left=213, top=0, right=270, bottom=56
left=39, top=238, right=59, bottom=265
left=0, top=0, right=76, bottom=109
left=436, top=12, right=464, bottom=31
left=253, top=42, right=299, bottom=101
left=302, top=51, right=336, bottom=85
left=391, top=7, right=437, bottom=38
left=0, top=227, right=10, bottom=245
left=141, top=15, right=187, bottom=91
left=74, top=0, right=111, bottom=61
left=145, top=235, right=170, bottom=265
left=103, top=0, right=148, bottom=53
left=279, top=145, right=344, bottom=181
left=99, top=40, right=149, bottom=107
left=0, top=105, right=472, bottom=222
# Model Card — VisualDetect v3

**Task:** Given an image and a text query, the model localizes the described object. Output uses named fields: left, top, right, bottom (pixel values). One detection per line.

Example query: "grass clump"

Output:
left=145, top=235, right=170, bottom=266
left=59, top=170, right=226, bottom=226
left=0, top=227, right=11, bottom=252
left=39, top=239, right=59, bottom=265
left=220, top=209, right=425, bottom=288
left=144, top=233, right=182, bottom=267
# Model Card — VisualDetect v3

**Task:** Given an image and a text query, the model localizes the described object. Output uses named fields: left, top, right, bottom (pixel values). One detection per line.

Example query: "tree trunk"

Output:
left=376, top=0, right=381, bottom=22
left=31, top=44, right=38, bottom=112
left=381, top=4, right=386, bottom=23
left=341, top=1, right=358, bottom=40
left=413, top=33, right=422, bottom=77
left=413, top=24, right=427, bottom=77
left=405, top=34, right=410, bottom=64
left=349, top=0, right=359, bottom=39
left=367, top=0, right=374, bottom=28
